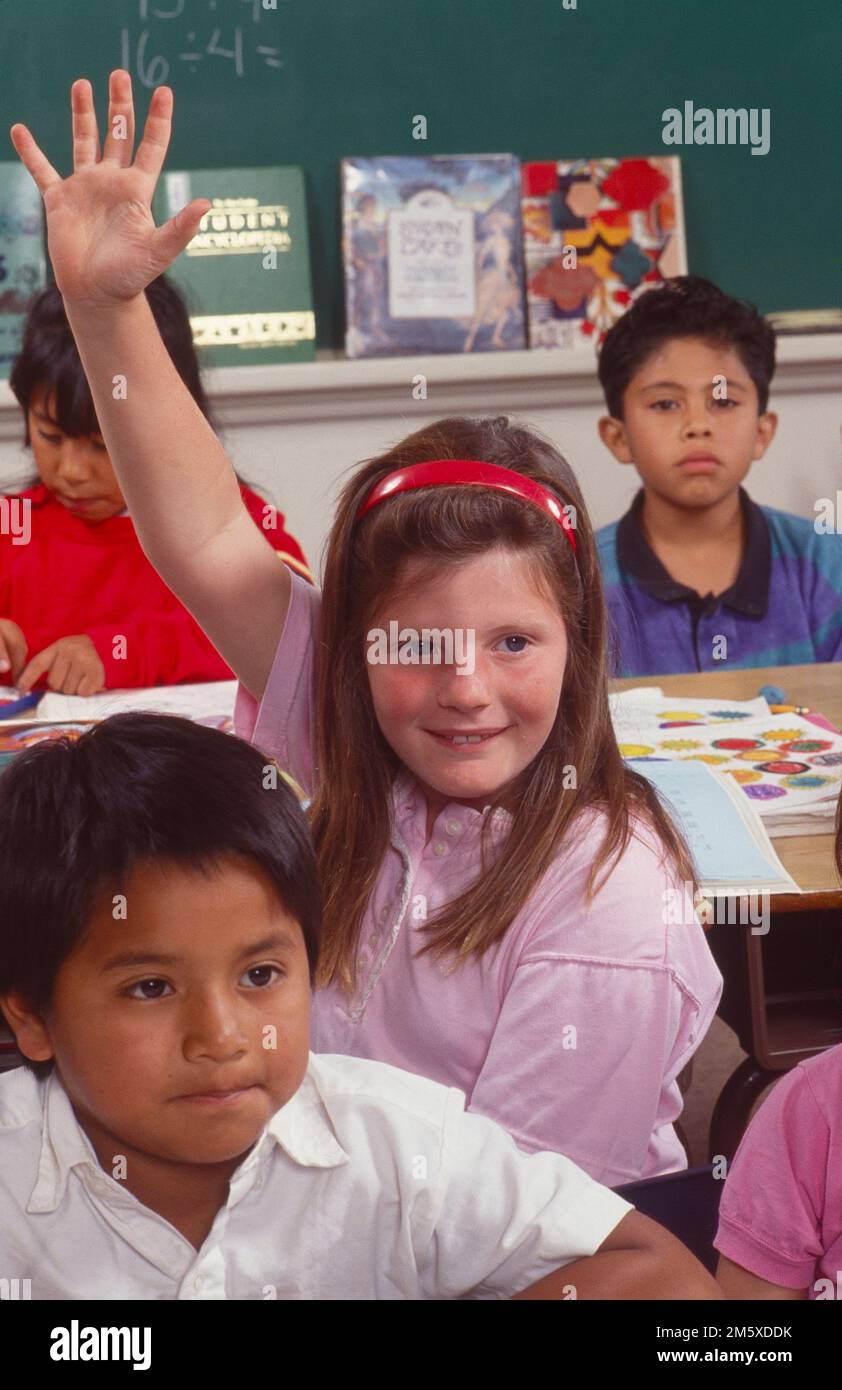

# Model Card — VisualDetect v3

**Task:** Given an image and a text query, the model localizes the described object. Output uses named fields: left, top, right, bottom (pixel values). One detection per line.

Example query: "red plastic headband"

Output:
left=354, top=459, right=577, bottom=552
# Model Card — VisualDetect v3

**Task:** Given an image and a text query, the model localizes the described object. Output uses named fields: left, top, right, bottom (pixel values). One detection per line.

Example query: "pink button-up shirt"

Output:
left=235, top=571, right=723, bottom=1186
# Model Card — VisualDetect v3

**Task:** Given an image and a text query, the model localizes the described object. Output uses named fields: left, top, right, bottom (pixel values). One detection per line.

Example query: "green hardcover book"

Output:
left=152, top=166, right=315, bottom=367
left=0, top=163, right=47, bottom=380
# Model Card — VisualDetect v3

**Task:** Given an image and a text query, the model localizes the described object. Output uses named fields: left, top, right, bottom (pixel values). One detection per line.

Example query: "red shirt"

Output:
left=0, top=482, right=312, bottom=690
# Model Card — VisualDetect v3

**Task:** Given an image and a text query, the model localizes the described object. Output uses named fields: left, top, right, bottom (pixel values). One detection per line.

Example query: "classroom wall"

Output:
left=4, top=340, right=835, bottom=578
left=217, top=359, right=842, bottom=577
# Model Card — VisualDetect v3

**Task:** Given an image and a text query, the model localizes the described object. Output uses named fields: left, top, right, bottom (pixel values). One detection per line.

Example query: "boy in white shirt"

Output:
left=0, top=712, right=719, bottom=1300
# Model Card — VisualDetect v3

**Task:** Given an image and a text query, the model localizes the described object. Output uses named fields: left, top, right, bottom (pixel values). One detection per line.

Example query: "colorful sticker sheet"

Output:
left=614, top=708, right=842, bottom=820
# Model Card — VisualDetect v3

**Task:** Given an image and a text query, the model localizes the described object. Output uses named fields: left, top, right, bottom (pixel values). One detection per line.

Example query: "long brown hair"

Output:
left=311, top=415, right=696, bottom=990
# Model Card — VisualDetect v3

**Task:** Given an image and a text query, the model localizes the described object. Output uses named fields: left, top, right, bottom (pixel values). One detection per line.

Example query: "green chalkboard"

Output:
left=2, top=0, right=839, bottom=349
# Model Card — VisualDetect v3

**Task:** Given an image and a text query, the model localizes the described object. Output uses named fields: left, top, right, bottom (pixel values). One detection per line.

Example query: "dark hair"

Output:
left=5, top=275, right=272, bottom=500
left=9, top=275, right=215, bottom=446
left=0, top=713, right=321, bottom=1079
left=597, top=275, right=777, bottom=418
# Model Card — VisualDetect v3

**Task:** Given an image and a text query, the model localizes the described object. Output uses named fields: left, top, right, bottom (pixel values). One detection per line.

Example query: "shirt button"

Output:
left=193, top=1275, right=204, bottom=1290
left=369, top=931, right=379, bottom=945
left=433, top=841, right=447, bottom=857
left=380, top=906, right=389, bottom=922
left=445, top=820, right=460, bottom=836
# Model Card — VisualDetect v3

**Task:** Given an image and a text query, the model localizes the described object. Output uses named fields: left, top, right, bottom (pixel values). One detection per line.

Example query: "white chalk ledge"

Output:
left=0, top=334, right=839, bottom=436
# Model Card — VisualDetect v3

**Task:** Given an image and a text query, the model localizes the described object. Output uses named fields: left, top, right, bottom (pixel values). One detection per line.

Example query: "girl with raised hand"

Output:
left=11, top=71, right=721, bottom=1184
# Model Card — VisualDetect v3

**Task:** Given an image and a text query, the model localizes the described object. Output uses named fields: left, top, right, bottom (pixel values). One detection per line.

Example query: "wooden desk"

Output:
left=610, top=663, right=842, bottom=1159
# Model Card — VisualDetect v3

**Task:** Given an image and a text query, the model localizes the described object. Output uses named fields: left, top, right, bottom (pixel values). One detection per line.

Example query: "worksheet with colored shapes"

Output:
left=616, top=711, right=842, bottom=814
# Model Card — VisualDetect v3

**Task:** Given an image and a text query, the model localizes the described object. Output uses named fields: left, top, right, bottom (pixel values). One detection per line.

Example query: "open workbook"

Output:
left=627, top=756, right=799, bottom=897
left=611, top=688, right=842, bottom=838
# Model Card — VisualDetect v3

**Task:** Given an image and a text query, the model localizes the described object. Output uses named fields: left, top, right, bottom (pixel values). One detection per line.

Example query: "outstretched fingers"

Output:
left=71, top=78, right=101, bottom=170
left=133, top=83, right=175, bottom=184
left=102, top=69, right=136, bottom=166
left=8, top=123, right=61, bottom=194
left=12, top=71, right=180, bottom=203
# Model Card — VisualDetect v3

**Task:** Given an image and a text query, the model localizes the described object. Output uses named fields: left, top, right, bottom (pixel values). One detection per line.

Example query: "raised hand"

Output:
left=9, top=70, right=210, bottom=306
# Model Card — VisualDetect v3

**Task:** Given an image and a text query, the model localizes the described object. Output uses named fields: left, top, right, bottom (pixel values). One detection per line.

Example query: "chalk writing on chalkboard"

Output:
left=120, top=0, right=284, bottom=86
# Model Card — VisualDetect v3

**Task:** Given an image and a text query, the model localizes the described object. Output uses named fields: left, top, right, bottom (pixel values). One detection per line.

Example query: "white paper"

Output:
left=34, top=681, right=238, bottom=723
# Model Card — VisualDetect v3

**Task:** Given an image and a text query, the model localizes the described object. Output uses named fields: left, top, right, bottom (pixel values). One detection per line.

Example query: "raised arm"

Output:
left=10, top=71, right=290, bottom=700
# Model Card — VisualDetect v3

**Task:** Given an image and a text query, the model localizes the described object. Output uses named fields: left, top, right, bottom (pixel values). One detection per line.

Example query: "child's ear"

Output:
left=0, top=992, right=55, bottom=1064
left=598, top=415, right=634, bottom=464
left=752, top=411, right=778, bottom=459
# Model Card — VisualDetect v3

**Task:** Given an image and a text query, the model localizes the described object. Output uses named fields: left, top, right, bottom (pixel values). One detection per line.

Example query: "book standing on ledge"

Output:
left=522, top=156, right=686, bottom=351
left=152, top=166, right=316, bottom=367
left=341, top=154, right=526, bottom=358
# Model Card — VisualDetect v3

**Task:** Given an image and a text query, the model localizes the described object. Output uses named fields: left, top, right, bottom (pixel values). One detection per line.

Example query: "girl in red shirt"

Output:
left=1, top=277, right=311, bottom=695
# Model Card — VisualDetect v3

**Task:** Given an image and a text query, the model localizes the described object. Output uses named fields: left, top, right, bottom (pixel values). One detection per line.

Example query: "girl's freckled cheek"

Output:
left=368, top=670, right=422, bottom=719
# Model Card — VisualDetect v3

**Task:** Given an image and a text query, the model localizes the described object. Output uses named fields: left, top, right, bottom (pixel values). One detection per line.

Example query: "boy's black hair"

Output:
left=0, top=713, right=320, bottom=1080
left=9, top=274, right=215, bottom=445
left=597, top=275, right=777, bottom=418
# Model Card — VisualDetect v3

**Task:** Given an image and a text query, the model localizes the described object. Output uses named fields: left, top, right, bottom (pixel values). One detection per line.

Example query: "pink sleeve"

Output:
left=714, top=1063, right=831, bottom=1289
left=467, top=827, right=722, bottom=1186
left=233, top=569, right=321, bottom=797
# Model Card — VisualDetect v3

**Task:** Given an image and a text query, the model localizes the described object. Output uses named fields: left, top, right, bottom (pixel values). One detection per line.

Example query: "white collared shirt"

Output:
left=0, top=1053, right=631, bottom=1300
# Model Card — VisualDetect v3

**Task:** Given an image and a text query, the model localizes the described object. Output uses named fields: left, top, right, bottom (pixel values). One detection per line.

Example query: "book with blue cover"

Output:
left=341, top=154, right=526, bottom=358
left=625, top=757, right=798, bottom=895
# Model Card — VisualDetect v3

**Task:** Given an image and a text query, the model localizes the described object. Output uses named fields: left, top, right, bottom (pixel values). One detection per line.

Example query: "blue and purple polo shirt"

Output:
left=596, top=487, right=842, bottom=677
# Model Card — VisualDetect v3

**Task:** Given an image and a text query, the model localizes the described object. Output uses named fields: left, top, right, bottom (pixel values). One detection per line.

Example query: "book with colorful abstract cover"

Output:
left=0, top=162, right=47, bottom=380
left=341, top=155, right=526, bottom=358
left=152, top=166, right=315, bottom=367
left=522, top=157, right=687, bottom=351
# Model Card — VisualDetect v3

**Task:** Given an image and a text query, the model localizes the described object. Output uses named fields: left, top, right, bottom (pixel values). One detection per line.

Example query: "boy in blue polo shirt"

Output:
left=595, top=276, right=842, bottom=677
